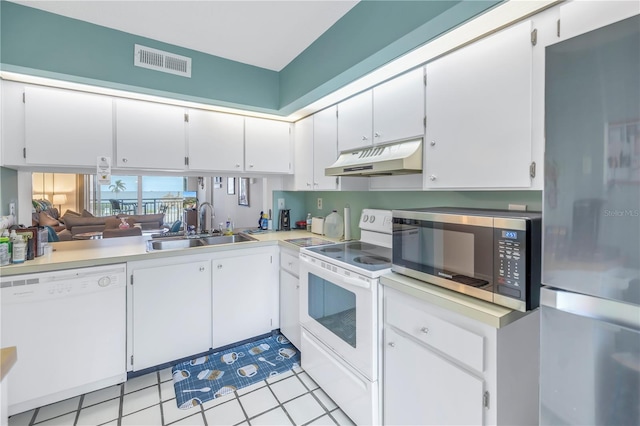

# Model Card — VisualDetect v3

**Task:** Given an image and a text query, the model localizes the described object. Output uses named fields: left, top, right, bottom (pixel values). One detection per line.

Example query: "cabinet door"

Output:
left=425, top=20, right=533, bottom=188
left=115, top=98, right=186, bottom=170
left=337, top=91, right=373, bottom=152
left=213, top=251, right=278, bottom=348
left=131, top=260, right=212, bottom=371
left=187, top=109, right=244, bottom=172
left=293, top=115, right=314, bottom=190
left=384, top=327, right=484, bottom=426
left=313, top=106, right=339, bottom=190
left=24, top=86, right=113, bottom=167
left=558, top=0, right=640, bottom=41
left=245, top=117, right=291, bottom=173
left=279, top=269, right=300, bottom=349
left=373, top=67, right=425, bottom=144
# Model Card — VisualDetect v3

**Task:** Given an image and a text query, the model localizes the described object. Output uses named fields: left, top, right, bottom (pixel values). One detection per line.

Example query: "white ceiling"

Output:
left=11, top=0, right=359, bottom=71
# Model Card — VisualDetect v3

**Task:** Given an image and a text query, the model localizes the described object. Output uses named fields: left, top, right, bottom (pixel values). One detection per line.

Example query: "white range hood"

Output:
left=325, top=139, right=423, bottom=177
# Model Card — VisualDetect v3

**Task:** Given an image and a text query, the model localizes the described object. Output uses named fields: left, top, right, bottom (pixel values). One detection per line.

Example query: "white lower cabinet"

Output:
left=384, top=327, right=483, bottom=425
left=128, top=257, right=212, bottom=371
left=382, top=285, right=540, bottom=426
left=212, top=247, right=279, bottom=348
left=279, top=248, right=300, bottom=348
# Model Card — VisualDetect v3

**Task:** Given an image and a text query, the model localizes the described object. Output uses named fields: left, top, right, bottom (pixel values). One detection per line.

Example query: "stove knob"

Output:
left=369, top=216, right=376, bottom=223
left=362, top=214, right=369, bottom=222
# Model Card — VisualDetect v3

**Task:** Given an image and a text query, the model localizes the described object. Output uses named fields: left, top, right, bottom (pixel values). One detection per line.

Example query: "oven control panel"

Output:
left=359, top=209, right=392, bottom=234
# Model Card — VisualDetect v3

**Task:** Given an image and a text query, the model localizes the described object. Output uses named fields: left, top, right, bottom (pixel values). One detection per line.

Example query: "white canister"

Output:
left=12, top=236, right=26, bottom=264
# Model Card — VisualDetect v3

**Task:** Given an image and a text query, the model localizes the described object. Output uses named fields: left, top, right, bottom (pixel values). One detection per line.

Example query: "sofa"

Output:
left=57, top=213, right=165, bottom=241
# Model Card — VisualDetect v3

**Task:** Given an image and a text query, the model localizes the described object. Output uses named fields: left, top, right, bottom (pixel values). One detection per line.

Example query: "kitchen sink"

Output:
left=148, top=233, right=257, bottom=251
left=148, top=238, right=207, bottom=251
left=199, top=234, right=256, bottom=245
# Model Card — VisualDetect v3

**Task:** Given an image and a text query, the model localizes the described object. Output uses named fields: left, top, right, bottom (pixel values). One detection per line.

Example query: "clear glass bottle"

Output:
left=306, top=213, right=312, bottom=231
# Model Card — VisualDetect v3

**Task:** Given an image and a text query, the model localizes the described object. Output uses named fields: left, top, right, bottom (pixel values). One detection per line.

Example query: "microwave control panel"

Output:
left=495, top=228, right=526, bottom=300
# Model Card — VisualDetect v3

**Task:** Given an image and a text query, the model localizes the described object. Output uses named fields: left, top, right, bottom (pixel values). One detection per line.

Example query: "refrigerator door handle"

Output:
left=541, top=287, right=640, bottom=332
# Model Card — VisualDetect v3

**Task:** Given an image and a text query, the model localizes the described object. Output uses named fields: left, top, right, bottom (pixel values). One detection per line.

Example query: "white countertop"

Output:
left=380, top=272, right=530, bottom=328
left=0, top=229, right=341, bottom=277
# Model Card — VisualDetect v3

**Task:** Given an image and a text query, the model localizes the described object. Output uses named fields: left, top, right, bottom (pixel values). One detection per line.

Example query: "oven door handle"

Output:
left=344, top=276, right=370, bottom=290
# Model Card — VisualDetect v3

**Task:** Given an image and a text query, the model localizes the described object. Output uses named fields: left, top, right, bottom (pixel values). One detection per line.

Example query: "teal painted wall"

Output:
left=1, top=1, right=280, bottom=113
left=1, top=1, right=500, bottom=115
left=279, top=0, right=501, bottom=113
left=0, top=167, right=18, bottom=217
left=274, top=190, right=542, bottom=239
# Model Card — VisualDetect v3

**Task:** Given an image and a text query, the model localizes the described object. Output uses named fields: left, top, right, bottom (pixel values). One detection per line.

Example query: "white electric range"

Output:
left=299, top=209, right=392, bottom=426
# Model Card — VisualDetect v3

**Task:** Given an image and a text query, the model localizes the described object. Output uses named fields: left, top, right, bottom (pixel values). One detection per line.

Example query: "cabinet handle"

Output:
left=199, top=266, right=205, bottom=272
left=362, top=136, right=368, bottom=141
left=374, top=132, right=381, bottom=138
left=388, top=342, right=396, bottom=348
left=235, top=163, right=240, bottom=168
left=122, top=158, right=128, bottom=163
left=313, top=182, right=318, bottom=186
left=296, top=285, right=300, bottom=289
left=217, top=264, right=223, bottom=269
left=288, top=262, right=293, bottom=267
left=249, top=164, right=254, bottom=168
left=429, top=175, right=437, bottom=181
left=430, top=140, right=436, bottom=146
left=420, top=327, right=429, bottom=334
left=306, top=183, right=311, bottom=187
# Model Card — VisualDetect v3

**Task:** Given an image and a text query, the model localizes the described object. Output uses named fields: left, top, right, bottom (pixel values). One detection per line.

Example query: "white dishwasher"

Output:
left=1, top=264, right=127, bottom=416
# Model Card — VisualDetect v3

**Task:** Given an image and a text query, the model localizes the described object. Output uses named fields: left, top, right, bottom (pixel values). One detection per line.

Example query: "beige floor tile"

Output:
left=34, top=397, right=80, bottom=423
left=312, top=388, right=337, bottom=411
left=162, top=398, right=202, bottom=424
left=124, top=372, right=158, bottom=394
left=120, top=404, right=162, bottom=426
left=169, top=413, right=205, bottom=425
left=35, top=412, right=76, bottom=426
left=270, top=377, right=307, bottom=403
left=203, top=399, right=246, bottom=426
left=239, top=387, right=278, bottom=418
left=306, top=414, right=337, bottom=426
left=82, top=384, right=121, bottom=408
left=249, top=407, right=293, bottom=426
left=122, top=385, right=160, bottom=416
left=75, top=398, right=120, bottom=426
left=283, top=394, right=325, bottom=425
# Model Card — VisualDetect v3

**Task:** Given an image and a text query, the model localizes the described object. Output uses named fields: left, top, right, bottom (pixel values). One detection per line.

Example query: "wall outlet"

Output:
left=317, top=198, right=323, bottom=210
left=277, top=198, right=285, bottom=209
left=9, top=202, right=16, bottom=216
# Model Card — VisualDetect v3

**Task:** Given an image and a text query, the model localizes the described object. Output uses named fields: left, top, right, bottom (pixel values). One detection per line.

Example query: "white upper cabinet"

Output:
left=245, top=117, right=292, bottom=173
left=187, top=109, right=244, bottom=172
left=115, top=98, right=186, bottom=170
left=337, top=91, right=373, bottom=152
left=24, top=86, right=113, bottom=167
left=312, top=106, right=340, bottom=190
left=373, top=67, right=426, bottom=144
left=425, top=20, right=534, bottom=189
left=558, top=0, right=639, bottom=41
left=292, top=115, right=314, bottom=190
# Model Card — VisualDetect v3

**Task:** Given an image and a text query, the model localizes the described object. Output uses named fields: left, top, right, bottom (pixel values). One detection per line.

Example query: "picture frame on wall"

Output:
left=227, top=177, right=235, bottom=195
left=238, top=178, right=249, bottom=206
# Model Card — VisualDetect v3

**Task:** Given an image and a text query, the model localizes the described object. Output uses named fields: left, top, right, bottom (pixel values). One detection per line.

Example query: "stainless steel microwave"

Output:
left=392, top=207, right=542, bottom=312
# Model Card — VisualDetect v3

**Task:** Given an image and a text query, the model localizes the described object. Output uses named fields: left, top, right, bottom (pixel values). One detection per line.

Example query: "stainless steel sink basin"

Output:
left=148, top=233, right=257, bottom=251
left=149, top=238, right=207, bottom=251
left=200, top=234, right=256, bottom=245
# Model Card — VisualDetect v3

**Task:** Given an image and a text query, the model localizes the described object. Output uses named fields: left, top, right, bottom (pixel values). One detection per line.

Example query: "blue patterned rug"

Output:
left=172, top=334, right=300, bottom=409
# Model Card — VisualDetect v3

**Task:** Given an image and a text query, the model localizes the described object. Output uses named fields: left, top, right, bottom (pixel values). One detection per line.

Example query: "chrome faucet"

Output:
left=198, top=202, right=215, bottom=234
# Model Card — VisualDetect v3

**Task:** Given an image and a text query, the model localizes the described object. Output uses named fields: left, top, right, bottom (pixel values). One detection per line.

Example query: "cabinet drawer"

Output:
left=280, top=250, right=299, bottom=277
left=385, top=295, right=484, bottom=373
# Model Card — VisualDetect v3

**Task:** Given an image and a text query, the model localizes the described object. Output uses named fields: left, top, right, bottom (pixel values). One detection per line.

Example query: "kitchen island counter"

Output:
left=0, top=229, right=340, bottom=277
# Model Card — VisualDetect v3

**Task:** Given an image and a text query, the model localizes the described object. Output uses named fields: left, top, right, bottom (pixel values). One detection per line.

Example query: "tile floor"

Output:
left=8, top=367, right=355, bottom=426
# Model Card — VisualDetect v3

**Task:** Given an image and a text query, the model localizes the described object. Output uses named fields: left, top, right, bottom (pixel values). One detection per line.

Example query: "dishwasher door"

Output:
left=1, top=264, right=127, bottom=415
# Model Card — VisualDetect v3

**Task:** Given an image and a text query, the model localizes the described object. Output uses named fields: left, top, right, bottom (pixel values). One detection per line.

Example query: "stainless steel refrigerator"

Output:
left=541, top=14, right=640, bottom=425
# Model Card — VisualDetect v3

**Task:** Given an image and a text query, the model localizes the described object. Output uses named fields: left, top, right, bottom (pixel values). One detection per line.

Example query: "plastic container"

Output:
left=260, top=214, right=269, bottom=230
left=0, top=236, right=10, bottom=266
left=11, top=234, right=26, bottom=264
left=324, top=210, right=344, bottom=239
left=306, top=213, right=312, bottom=231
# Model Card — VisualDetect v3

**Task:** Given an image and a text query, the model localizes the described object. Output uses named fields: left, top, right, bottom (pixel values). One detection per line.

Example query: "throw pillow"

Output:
left=39, top=211, right=60, bottom=227
left=81, top=209, right=95, bottom=217
left=63, top=210, right=81, bottom=217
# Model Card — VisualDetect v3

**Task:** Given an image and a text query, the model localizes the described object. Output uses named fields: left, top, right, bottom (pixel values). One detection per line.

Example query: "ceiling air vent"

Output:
left=134, top=44, right=192, bottom=78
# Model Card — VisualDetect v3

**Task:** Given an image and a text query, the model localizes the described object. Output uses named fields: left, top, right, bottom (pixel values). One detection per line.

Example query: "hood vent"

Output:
left=325, top=139, right=423, bottom=177
left=134, top=44, right=192, bottom=78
